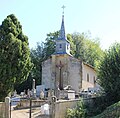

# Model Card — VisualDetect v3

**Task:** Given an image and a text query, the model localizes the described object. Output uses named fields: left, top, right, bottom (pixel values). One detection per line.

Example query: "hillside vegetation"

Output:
left=93, top=101, right=120, bottom=118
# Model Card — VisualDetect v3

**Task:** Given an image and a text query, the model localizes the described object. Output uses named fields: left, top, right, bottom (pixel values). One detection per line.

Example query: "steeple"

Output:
left=58, top=5, right=66, bottom=40
left=58, top=14, right=66, bottom=40
left=55, top=5, right=71, bottom=55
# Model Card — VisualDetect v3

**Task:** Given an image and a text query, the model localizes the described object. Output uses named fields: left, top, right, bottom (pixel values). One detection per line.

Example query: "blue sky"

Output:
left=0, top=0, right=120, bottom=50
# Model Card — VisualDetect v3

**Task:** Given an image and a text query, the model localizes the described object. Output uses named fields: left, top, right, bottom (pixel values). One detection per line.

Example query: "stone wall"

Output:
left=54, top=99, right=80, bottom=118
left=16, top=100, right=48, bottom=109
left=0, top=97, right=10, bottom=118
left=52, top=98, right=95, bottom=118
left=68, top=56, right=82, bottom=92
left=42, top=58, right=53, bottom=89
left=0, top=102, right=5, bottom=118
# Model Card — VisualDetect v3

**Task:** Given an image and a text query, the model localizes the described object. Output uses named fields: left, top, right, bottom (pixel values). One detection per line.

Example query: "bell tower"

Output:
left=55, top=5, right=70, bottom=55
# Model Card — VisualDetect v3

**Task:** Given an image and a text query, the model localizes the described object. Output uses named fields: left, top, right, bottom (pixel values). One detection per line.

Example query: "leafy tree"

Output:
left=67, top=34, right=76, bottom=55
left=84, top=38, right=103, bottom=67
left=30, top=42, right=44, bottom=85
left=42, top=31, right=59, bottom=60
left=0, top=14, right=33, bottom=101
left=68, top=32, right=103, bottom=67
left=14, top=74, right=33, bottom=94
left=98, top=43, right=120, bottom=103
left=70, top=32, right=85, bottom=59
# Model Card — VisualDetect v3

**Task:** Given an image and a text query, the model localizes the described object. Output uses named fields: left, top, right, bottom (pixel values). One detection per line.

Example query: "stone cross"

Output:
left=56, top=61, right=64, bottom=90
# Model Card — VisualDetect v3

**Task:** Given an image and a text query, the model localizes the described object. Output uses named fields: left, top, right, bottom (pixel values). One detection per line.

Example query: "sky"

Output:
left=0, top=0, right=120, bottom=50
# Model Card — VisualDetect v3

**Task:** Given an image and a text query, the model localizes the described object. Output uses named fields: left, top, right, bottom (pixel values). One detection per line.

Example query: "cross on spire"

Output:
left=62, top=5, right=66, bottom=15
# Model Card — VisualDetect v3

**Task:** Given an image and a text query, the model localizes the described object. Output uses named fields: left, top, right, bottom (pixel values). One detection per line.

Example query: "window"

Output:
left=67, top=45, right=69, bottom=49
left=87, top=73, right=89, bottom=82
left=59, top=44, right=62, bottom=48
left=93, top=76, right=96, bottom=84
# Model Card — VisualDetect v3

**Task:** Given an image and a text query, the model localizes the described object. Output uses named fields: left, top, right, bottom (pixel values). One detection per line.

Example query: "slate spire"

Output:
left=58, top=5, right=66, bottom=40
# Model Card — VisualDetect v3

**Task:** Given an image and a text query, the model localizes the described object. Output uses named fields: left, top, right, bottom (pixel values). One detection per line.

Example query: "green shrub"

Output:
left=65, top=99, right=86, bottom=118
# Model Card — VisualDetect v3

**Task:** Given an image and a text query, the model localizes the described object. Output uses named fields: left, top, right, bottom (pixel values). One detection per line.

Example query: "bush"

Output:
left=65, top=99, right=86, bottom=118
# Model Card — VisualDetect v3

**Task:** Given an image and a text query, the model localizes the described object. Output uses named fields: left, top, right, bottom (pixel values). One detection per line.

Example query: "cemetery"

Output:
left=6, top=77, right=99, bottom=118
left=1, top=1, right=120, bottom=118
left=0, top=5, right=101, bottom=118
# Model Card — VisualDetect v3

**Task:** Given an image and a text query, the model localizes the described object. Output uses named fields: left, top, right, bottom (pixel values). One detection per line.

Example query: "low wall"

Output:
left=16, top=100, right=48, bottom=109
left=0, top=97, right=10, bottom=118
left=54, top=99, right=80, bottom=118
left=0, top=102, right=5, bottom=118
left=53, top=98, right=95, bottom=118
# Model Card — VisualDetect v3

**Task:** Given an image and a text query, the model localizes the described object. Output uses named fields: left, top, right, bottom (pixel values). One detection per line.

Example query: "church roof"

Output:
left=83, top=62, right=95, bottom=70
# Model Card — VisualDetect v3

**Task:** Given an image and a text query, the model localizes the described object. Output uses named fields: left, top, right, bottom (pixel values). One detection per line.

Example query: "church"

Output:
left=42, top=8, right=97, bottom=95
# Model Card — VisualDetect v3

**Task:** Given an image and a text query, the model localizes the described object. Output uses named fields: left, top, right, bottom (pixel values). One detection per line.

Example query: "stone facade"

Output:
left=42, top=58, right=53, bottom=89
left=42, top=53, right=98, bottom=94
left=67, top=56, right=82, bottom=92
left=42, top=54, right=82, bottom=93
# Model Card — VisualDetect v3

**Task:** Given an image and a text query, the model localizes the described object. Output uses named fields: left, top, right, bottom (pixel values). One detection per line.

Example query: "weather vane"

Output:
left=62, top=5, right=66, bottom=15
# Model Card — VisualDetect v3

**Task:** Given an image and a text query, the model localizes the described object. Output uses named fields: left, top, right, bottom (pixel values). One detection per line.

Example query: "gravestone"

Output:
left=40, top=90, right=44, bottom=99
left=36, top=85, right=45, bottom=97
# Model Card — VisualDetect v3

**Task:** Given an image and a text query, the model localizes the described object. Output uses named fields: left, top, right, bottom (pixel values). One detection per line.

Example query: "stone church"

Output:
left=42, top=11, right=97, bottom=95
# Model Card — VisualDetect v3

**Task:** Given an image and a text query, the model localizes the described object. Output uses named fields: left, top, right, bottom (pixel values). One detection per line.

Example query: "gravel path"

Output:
left=11, top=108, right=41, bottom=118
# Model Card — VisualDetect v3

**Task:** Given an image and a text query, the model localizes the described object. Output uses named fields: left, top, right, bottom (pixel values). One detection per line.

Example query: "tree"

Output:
left=42, top=31, right=59, bottom=60
left=68, top=32, right=103, bottom=67
left=84, top=38, right=103, bottom=67
left=30, top=42, right=44, bottom=85
left=98, top=43, right=120, bottom=103
left=0, top=14, right=33, bottom=101
left=70, top=32, right=86, bottom=59
left=14, top=74, right=33, bottom=94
